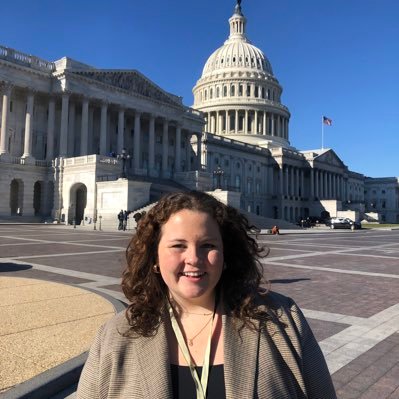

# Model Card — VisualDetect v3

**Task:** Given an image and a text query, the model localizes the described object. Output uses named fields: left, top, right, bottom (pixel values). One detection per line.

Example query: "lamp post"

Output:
left=117, top=148, right=131, bottom=179
left=213, top=165, right=224, bottom=190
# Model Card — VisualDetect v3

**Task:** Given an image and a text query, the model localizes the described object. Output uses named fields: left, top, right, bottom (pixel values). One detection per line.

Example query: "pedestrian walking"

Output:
left=117, top=210, right=124, bottom=230
left=123, top=210, right=129, bottom=231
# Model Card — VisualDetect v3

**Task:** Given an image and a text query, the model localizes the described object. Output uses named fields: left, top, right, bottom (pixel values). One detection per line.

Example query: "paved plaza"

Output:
left=1, top=224, right=399, bottom=398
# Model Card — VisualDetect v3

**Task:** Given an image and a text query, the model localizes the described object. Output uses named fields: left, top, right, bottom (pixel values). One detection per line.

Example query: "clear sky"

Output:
left=1, top=0, right=398, bottom=177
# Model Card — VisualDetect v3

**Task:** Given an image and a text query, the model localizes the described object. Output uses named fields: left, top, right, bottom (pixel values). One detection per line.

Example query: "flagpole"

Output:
left=321, top=116, right=324, bottom=150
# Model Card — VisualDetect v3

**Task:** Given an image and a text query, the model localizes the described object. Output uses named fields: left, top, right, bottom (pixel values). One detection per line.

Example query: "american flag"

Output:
left=323, top=116, right=332, bottom=126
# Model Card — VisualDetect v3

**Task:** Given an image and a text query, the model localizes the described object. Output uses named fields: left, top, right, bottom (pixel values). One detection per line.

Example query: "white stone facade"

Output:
left=0, top=2, right=398, bottom=225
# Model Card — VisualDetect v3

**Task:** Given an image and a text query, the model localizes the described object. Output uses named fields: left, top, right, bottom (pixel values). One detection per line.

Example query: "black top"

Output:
left=170, top=364, right=226, bottom=399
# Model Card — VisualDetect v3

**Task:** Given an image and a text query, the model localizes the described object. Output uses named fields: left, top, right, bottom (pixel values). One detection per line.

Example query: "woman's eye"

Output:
left=202, top=243, right=216, bottom=249
left=171, top=244, right=185, bottom=249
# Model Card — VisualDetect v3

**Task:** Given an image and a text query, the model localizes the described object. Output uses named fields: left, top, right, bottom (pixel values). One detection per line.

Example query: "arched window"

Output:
left=210, top=88, right=213, bottom=99
left=246, top=85, right=251, bottom=97
left=239, top=84, right=243, bottom=96
left=261, top=87, right=265, bottom=98
left=254, top=86, right=259, bottom=97
left=223, top=86, right=227, bottom=97
left=216, top=87, right=220, bottom=98
left=267, top=89, right=270, bottom=99
left=204, top=90, right=208, bottom=100
left=235, top=175, right=241, bottom=190
left=231, top=85, right=235, bottom=96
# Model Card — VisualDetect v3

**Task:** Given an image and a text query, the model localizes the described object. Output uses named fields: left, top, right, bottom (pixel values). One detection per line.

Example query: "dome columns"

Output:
left=204, top=108, right=289, bottom=140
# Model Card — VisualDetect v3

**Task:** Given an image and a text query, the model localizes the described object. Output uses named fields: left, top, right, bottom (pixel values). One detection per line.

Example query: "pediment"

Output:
left=71, top=70, right=182, bottom=107
left=315, top=150, right=345, bottom=168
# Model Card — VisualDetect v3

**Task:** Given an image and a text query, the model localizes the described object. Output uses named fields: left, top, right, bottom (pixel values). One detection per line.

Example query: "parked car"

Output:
left=329, top=217, right=361, bottom=230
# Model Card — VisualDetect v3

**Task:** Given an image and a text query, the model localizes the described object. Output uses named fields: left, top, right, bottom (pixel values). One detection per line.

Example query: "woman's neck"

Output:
left=169, top=293, right=216, bottom=316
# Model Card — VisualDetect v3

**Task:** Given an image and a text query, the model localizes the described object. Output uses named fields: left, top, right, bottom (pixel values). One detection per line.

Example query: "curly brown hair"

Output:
left=121, top=190, right=268, bottom=336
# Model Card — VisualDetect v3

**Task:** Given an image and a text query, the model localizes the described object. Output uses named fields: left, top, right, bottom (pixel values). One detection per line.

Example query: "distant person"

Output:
left=123, top=210, right=129, bottom=231
left=117, top=210, right=124, bottom=230
left=77, top=191, right=336, bottom=398
left=271, top=225, right=280, bottom=235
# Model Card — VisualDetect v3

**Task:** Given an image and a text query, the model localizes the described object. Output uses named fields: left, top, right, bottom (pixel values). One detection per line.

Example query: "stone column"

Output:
left=235, top=110, right=238, bottom=133
left=117, top=108, right=125, bottom=154
left=284, top=166, right=289, bottom=196
left=22, top=91, right=35, bottom=159
left=263, top=112, right=266, bottom=135
left=175, top=124, right=181, bottom=172
left=148, top=114, right=155, bottom=172
left=59, top=93, right=69, bottom=157
left=133, top=112, right=141, bottom=169
left=0, top=83, right=12, bottom=155
left=310, top=168, right=314, bottom=199
left=254, top=111, right=258, bottom=134
left=99, top=102, right=108, bottom=155
left=186, top=133, right=192, bottom=171
left=210, top=113, right=215, bottom=133
left=296, top=168, right=300, bottom=197
left=279, top=165, right=284, bottom=196
left=244, top=110, right=248, bottom=134
left=271, top=115, right=275, bottom=136
left=68, top=102, right=76, bottom=157
left=290, top=167, right=295, bottom=196
left=196, top=133, right=202, bottom=170
left=46, top=96, right=56, bottom=161
left=80, top=98, right=89, bottom=156
left=162, top=118, right=168, bottom=175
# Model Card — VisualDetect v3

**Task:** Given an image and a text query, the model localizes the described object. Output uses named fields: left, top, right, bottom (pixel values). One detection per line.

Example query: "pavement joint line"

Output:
left=263, top=261, right=399, bottom=279
left=262, top=241, right=398, bottom=262
left=77, top=285, right=127, bottom=303
left=0, top=292, right=93, bottom=308
left=0, top=258, right=121, bottom=283
left=302, top=309, right=367, bottom=325
left=0, top=235, right=126, bottom=250
left=0, top=312, right=114, bottom=338
left=334, top=253, right=399, bottom=260
left=318, top=304, right=399, bottom=374
left=5, top=249, right=123, bottom=260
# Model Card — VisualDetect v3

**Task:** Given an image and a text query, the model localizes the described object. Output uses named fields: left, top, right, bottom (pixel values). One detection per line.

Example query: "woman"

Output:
left=77, top=191, right=336, bottom=398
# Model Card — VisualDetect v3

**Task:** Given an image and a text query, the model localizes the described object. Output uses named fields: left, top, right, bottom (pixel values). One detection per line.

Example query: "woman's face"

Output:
left=157, top=209, right=224, bottom=308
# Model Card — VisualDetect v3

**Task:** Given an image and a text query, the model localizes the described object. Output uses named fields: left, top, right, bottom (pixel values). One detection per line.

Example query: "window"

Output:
left=223, top=86, right=227, bottom=97
left=238, top=84, right=243, bottom=96
left=9, top=101, right=13, bottom=113
left=246, top=85, right=250, bottom=97
left=216, top=87, right=220, bottom=98
left=210, top=88, right=213, bottom=99
left=215, top=158, right=219, bottom=165
left=254, top=86, right=259, bottom=97
left=235, top=175, right=241, bottom=189
left=224, top=159, right=229, bottom=167
left=230, top=85, right=235, bottom=96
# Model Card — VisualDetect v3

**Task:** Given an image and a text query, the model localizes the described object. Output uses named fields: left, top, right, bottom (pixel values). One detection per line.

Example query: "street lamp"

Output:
left=213, top=165, right=224, bottom=190
left=117, top=148, right=131, bottom=179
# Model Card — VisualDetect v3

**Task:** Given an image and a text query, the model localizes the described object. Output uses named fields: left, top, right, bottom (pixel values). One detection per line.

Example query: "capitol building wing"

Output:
left=0, top=1, right=398, bottom=225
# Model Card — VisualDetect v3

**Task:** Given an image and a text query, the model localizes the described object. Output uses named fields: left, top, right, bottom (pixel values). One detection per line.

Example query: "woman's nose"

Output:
left=185, top=246, right=202, bottom=265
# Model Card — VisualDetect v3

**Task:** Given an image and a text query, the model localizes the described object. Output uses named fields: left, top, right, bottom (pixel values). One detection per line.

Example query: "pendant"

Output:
left=189, top=340, right=193, bottom=346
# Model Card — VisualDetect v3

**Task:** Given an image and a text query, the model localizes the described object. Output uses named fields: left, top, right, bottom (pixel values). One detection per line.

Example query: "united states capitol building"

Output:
left=0, top=2, right=398, bottom=226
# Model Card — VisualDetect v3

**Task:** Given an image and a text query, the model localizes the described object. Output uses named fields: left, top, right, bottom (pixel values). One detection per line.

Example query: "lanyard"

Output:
left=168, top=302, right=215, bottom=399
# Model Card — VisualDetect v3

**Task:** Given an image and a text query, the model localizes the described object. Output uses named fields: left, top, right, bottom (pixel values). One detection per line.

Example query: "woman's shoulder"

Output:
left=94, top=311, right=132, bottom=346
left=253, top=290, right=296, bottom=311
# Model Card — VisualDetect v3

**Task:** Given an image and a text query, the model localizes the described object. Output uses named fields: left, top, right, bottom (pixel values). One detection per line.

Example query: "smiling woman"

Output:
left=77, top=191, right=337, bottom=399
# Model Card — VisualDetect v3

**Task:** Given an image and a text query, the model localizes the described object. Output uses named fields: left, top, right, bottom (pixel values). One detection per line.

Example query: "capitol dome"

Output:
left=193, top=1, right=291, bottom=149
left=201, top=4, right=273, bottom=79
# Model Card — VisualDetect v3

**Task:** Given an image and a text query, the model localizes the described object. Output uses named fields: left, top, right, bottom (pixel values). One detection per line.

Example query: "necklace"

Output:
left=186, top=314, right=214, bottom=346
left=183, top=310, right=213, bottom=316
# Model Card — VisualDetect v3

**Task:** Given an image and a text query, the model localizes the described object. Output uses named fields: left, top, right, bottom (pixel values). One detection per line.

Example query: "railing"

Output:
left=0, top=45, right=55, bottom=73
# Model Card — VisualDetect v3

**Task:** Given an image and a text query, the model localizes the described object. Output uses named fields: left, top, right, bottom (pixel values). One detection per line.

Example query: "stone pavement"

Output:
left=0, top=224, right=399, bottom=398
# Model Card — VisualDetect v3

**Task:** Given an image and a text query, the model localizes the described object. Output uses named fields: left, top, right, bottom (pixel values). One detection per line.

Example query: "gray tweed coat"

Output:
left=77, top=292, right=336, bottom=398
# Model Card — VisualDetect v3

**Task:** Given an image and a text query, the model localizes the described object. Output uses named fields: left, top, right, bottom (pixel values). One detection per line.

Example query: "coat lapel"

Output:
left=133, top=318, right=173, bottom=399
left=223, top=314, right=259, bottom=399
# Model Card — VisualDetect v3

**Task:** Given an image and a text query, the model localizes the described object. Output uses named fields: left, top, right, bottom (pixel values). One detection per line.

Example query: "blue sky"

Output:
left=1, top=0, right=398, bottom=177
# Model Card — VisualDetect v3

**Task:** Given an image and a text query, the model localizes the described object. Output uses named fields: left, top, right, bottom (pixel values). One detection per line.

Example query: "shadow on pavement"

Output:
left=0, top=262, right=33, bottom=272
left=270, top=278, right=311, bottom=284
